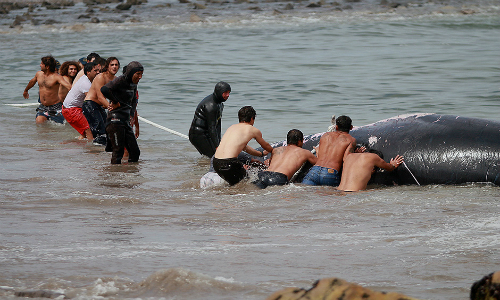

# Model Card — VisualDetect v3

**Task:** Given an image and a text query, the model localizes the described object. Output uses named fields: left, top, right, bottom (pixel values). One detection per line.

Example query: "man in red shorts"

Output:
left=61, top=62, right=101, bottom=141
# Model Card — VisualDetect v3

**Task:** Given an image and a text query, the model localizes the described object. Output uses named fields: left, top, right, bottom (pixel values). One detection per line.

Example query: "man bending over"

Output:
left=253, top=129, right=317, bottom=189
left=337, top=149, right=404, bottom=192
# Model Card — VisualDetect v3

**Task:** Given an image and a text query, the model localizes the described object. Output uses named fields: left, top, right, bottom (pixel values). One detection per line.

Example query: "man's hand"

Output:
left=108, top=102, right=120, bottom=111
left=390, top=155, right=404, bottom=168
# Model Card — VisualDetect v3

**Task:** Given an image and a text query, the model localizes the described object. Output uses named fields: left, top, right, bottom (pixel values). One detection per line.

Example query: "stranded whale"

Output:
left=200, top=114, right=500, bottom=188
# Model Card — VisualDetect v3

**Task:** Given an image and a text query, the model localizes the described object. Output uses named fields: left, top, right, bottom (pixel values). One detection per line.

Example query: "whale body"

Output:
left=200, top=114, right=500, bottom=188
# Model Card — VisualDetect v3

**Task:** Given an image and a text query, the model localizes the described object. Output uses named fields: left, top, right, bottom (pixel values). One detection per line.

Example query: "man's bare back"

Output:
left=215, top=122, right=272, bottom=159
left=315, top=131, right=356, bottom=171
left=85, top=72, right=116, bottom=108
left=337, top=152, right=403, bottom=192
left=267, top=145, right=317, bottom=180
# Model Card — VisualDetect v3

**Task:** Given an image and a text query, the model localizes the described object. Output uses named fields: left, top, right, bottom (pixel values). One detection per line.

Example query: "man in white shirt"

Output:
left=61, top=62, right=101, bottom=141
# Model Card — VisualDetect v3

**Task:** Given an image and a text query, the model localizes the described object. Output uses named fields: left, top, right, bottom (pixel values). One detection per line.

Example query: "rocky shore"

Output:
left=267, top=271, right=500, bottom=300
left=0, top=0, right=498, bottom=30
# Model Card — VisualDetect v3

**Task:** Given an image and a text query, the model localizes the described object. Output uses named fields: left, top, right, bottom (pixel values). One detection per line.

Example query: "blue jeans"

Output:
left=302, top=166, right=341, bottom=186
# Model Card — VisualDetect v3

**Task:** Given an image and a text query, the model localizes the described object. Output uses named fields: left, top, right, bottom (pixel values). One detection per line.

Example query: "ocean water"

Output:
left=0, top=3, right=499, bottom=299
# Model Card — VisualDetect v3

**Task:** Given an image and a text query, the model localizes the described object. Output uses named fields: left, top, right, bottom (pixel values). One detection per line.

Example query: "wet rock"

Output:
left=189, top=13, right=202, bottom=21
left=470, top=271, right=500, bottom=300
left=284, top=3, right=294, bottom=9
left=273, top=8, right=283, bottom=14
left=11, top=15, right=25, bottom=26
left=42, top=0, right=75, bottom=9
left=306, top=2, right=321, bottom=7
left=71, top=24, right=86, bottom=30
left=179, top=0, right=191, bottom=3
left=249, top=5, right=262, bottom=10
left=44, top=19, right=60, bottom=24
left=84, top=0, right=120, bottom=5
left=266, top=277, right=421, bottom=300
left=116, top=2, right=132, bottom=10
left=90, top=16, right=100, bottom=22
left=461, top=9, right=475, bottom=14
left=193, top=2, right=206, bottom=9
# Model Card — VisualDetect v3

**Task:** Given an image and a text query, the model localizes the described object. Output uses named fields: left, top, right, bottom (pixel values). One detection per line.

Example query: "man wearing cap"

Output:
left=23, top=55, right=72, bottom=124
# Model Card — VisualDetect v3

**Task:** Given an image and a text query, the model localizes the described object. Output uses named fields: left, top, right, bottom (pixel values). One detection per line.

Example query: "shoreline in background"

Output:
left=1, top=0, right=499, bottom=32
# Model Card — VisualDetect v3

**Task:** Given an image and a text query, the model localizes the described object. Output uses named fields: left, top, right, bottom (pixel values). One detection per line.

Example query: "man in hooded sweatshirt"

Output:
left=189, top=81, right=231, bottom=157
left=101, top=61, right=143, bottom=164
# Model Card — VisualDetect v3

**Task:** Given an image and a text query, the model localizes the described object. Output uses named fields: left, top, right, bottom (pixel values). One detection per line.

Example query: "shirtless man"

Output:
left=337, top=150, right=404, bottom=192
left=213, top=106, right=274, bottom=186
left=83, top=57, right=120, bottom=145
left=23, top=56, right=72, bottom=124
left=302, top=115, right=357, bottom=187
left=58, top=61, right=81, bottom=101
left=253, top=129, right=317, bottom=189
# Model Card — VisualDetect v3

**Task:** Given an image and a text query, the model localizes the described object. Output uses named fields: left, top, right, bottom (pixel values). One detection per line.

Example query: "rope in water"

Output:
left=137, top=116, right=189, bottom=140
left=403, top=161, right=420, bottom=186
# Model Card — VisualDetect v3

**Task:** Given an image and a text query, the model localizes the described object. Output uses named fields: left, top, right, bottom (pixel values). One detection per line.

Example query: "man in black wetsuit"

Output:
left=101, top=61, right=144, bottom=164
left=189, top=81, right=231, bottom=157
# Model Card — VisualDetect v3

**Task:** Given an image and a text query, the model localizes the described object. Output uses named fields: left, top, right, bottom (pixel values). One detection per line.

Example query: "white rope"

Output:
left=5, top=102, right=39, bottom=107
left=403, top=161, right=420, bottom=186
left=138, top=116, right=189, bottom=140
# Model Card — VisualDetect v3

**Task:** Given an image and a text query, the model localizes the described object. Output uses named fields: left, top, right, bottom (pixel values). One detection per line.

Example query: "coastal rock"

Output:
left=193, top=2, right=206, bottom=9
left=306, top=2, right=321, bottom=7
left=470, top=271, right=500, bottom=300
left=266, top=277, right=421, bottom=300
left=189, top=13, right=203, bottom=21
left=284, top=3, right=294, bottom=9
left=116, top=2, right=132, bottom=10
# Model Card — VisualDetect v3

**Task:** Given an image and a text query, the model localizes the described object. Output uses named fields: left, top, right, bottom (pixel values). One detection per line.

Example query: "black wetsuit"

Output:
left=101, top=61, right=143, bottom=164
left=253, top=171, right=289, bottom=189
left=189, top=82, right=230, bottom=157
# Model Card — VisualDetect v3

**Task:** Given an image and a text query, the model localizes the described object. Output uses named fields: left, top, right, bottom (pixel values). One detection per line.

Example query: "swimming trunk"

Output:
left=302, top=165, right=341, bottom=186
left=82, top=100, right=107, bottom=145
left=35, top=103, right=65, bottom=124
left=61, top=106, right=89, bottom=135
left=213, top=157, right=247, bottom=186
left=252, top=171, right=289, bottom=189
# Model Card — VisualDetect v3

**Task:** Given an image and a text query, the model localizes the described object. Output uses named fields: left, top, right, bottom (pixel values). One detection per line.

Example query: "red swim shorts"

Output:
left=62, top=106, right=90, bottom=135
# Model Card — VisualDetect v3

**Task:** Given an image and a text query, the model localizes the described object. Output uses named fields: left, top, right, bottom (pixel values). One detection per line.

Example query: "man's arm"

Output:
left=92, top=76, right=110, bottom=108
left=244, top=145, right=266, bottom=157
left=305, top=150, right=318, bottom=165
left=57, top=74, right=72, bottom=91
left=23, top=74, right=38, bottom=99
left=253, top=129, right=273, bottom=153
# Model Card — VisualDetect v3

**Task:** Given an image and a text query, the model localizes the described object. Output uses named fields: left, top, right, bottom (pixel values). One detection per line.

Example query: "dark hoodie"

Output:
left=189, top=81, right=231, bottom=149
left=101, top=61, right=143, bottom=126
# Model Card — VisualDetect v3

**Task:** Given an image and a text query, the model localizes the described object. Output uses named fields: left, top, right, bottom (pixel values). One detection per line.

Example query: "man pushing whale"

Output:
left=213, top=106, right=273, bottom=186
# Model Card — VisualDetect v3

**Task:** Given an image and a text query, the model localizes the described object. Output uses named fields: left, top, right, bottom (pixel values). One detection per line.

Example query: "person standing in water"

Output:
left=23, top=56, right=72, bottom=124
left=213, top=106, right=273, bottom=186
left=101, top=61, right=143, bottom=164
left=189, top=81, right=231, bottom=157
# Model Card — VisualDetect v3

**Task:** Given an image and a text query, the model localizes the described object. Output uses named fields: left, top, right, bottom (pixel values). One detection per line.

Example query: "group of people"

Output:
left=189, top=82, right=404, bottom=192
left=23, top=53, right=144, bottom=164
